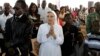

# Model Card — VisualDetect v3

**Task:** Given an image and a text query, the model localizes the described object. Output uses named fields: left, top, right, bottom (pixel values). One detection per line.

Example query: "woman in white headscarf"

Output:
left=37, top=10, right=64, bottom=56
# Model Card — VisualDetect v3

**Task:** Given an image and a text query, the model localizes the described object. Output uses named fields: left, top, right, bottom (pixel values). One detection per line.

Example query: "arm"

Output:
left=54, top=26, right=64, bottom=45
left=37, top=25, right=49, bottom=44
left=5, top=19, right=11, bottom=40
left=24, top=20, right=33, bottom=39
left=86, top=15, right=91, bottom=33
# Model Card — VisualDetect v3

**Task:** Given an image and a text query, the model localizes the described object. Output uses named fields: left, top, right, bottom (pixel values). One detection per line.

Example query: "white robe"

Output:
left=37, top=23, right=64, bottom=56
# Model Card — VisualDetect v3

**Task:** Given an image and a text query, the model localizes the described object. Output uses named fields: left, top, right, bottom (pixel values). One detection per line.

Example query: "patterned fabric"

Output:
left=86, top=12, right=100, bottom=34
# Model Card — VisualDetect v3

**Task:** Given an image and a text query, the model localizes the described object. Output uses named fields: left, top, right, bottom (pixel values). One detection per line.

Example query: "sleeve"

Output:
left=86, top=15, right=91, bottom=33
left=54, top=26, right=64, bottom=45
left=37, top=25, right=49, bottom=44
left=24, top=20, right=33, bottom=39
left=5, top=19, right=11, bottom=40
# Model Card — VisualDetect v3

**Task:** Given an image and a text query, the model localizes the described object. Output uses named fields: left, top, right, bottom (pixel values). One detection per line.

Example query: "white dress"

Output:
left=37, top=23, right=64, bottom=56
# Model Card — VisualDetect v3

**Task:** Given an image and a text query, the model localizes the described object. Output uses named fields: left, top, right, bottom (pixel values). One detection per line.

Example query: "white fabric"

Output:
left=85, top=39, right=100, bottom=49
left=38, top=7, right=51, bottom=23
left=85, top=34, right=100, bottom=49
left=0, top=13, right=13, bottom=39
left=37, top=23, right=64, bottom=56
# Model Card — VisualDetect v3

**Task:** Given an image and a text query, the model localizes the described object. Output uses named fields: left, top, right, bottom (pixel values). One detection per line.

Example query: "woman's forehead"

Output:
left=47, top=12, right=54, bottom=16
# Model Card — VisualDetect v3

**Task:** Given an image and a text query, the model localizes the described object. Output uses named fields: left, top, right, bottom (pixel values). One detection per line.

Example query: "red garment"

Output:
left=59, top=19, right=63, bottom=26
left=71, top=11, right=78, bottom=20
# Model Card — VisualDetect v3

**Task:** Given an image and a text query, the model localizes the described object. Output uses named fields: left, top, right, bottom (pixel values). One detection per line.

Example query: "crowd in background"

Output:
left=0, top=0, right=100, bottom=56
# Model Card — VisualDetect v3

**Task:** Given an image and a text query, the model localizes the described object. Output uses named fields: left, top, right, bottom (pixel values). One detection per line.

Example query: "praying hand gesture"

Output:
left=47, top=25, right=56, bottom=39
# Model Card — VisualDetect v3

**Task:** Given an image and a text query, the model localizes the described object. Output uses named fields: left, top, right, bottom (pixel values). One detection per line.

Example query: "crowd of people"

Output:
left=0, top=0, right=100, bottom=56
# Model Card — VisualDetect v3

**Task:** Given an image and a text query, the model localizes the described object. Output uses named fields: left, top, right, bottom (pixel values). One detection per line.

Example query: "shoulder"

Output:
left=6, top=17, right=13, bottom=24
left=0, top=14, right=3, bottom=16
left=88, top=12, right=96, bottom=17
left=7, top=17, right=13, bottom=22
left=9, top=13, right=13, bottom=17
left=38, top=23, right=47, bottom=30
left=39, top=23, right=47, bottom=27
left=55, top=24, right=62, bottom=30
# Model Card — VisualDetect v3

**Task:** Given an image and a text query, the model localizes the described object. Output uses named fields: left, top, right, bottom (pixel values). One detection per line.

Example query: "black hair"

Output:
left=28, top=2, right=38, bottom=15
left=15, top=0, right=28, bottom=12
left=64, top=13, right=71, bottom=21
left=60, top=6, right=65, bottom=11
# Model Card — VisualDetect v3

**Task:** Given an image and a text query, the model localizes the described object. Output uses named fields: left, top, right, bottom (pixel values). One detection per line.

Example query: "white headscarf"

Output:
left=47, top=10, right=58, bottom=25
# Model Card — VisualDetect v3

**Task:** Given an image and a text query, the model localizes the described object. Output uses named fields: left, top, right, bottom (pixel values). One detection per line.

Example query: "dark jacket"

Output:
left=28, top=14, right=42, bottom=38
left=61, top=25, right=78, bottom=56
left=5, top=14, right=32, bottom=47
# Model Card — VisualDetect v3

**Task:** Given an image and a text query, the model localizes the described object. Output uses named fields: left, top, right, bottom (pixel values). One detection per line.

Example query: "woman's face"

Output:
left=31, top=5, right=37, bottom=13
left=47, top=12, right=55, bottom=25
left=61, top=8, right=65, bottom=13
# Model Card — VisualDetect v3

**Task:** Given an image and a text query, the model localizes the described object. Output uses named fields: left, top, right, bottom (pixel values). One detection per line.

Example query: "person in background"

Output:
left=78, top=5, right=84, bottom=24
left=59, top=6, right=66, bottom=26
left=0, top=6, right=3, bottom=15
left=28, top=2, right=42, bottom=56
left=0, top=3, right=13, bottom=56
left=88, top=7, right=95, bottom=14
left=61, top=14, right=78, bottom=56
left=29, top=2, right=42, bottom=39
left=38, top=0, right=51, bottom=23
left=71, top=8, right=80, bottom=28
left=85, top=2, right=100, bottom=56
left=86, top=2, right=100, bottom=34
left=37, top=11, right=64, bottom=56
left=65, top=6, right=70, bottom=14
left=5, top=0, right=32, bottom=56
left=79, top=5, right=83, bottom=11
left=48, top=3, right=53, bottom=10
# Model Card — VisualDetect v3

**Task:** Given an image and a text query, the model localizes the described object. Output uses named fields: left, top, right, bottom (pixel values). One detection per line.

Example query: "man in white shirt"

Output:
left=38, top=0, right=51, bottom=23
left=0, top=3, right=13, bottom=56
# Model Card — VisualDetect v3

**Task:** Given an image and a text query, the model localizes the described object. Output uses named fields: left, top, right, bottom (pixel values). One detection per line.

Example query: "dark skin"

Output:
left=14, top=2, right=24, bottom=17
left=41, top=1, right=46, bottom=9
left=0, top=3, right=11, bottom=32
left=64, top=14, right=73, bottom=34
left=95, top=2, right=100, bottom=14
left=3, top=3, right=11, bottom=16
left=31, top=5, right=37, bottom=17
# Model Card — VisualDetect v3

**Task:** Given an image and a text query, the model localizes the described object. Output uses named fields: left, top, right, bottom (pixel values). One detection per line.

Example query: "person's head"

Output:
left=47, top=11, right=57, bottom=25
left=14, top=0, right=27, bottom=16
left=29, top=3, right=38, bottom=15
left=83, top=7, right=86, bottom=12
left=88, top=7, right=95, bottom=13
left=80, top=5, right=83, bottom=9
left=64, top=14, right=73, bottom=26
left=60, top=6, right=66, bottom=13
left=95, top=2, right=100, bottom=14
left=65, top=6, right=69, bottom=11
left=75, top=8, right=78, bottom=12
left=48, top=3, right=52, bottom=8
left=41, top=0, right=46, bottom=9
left=3, top=3, right=11, bottom=15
